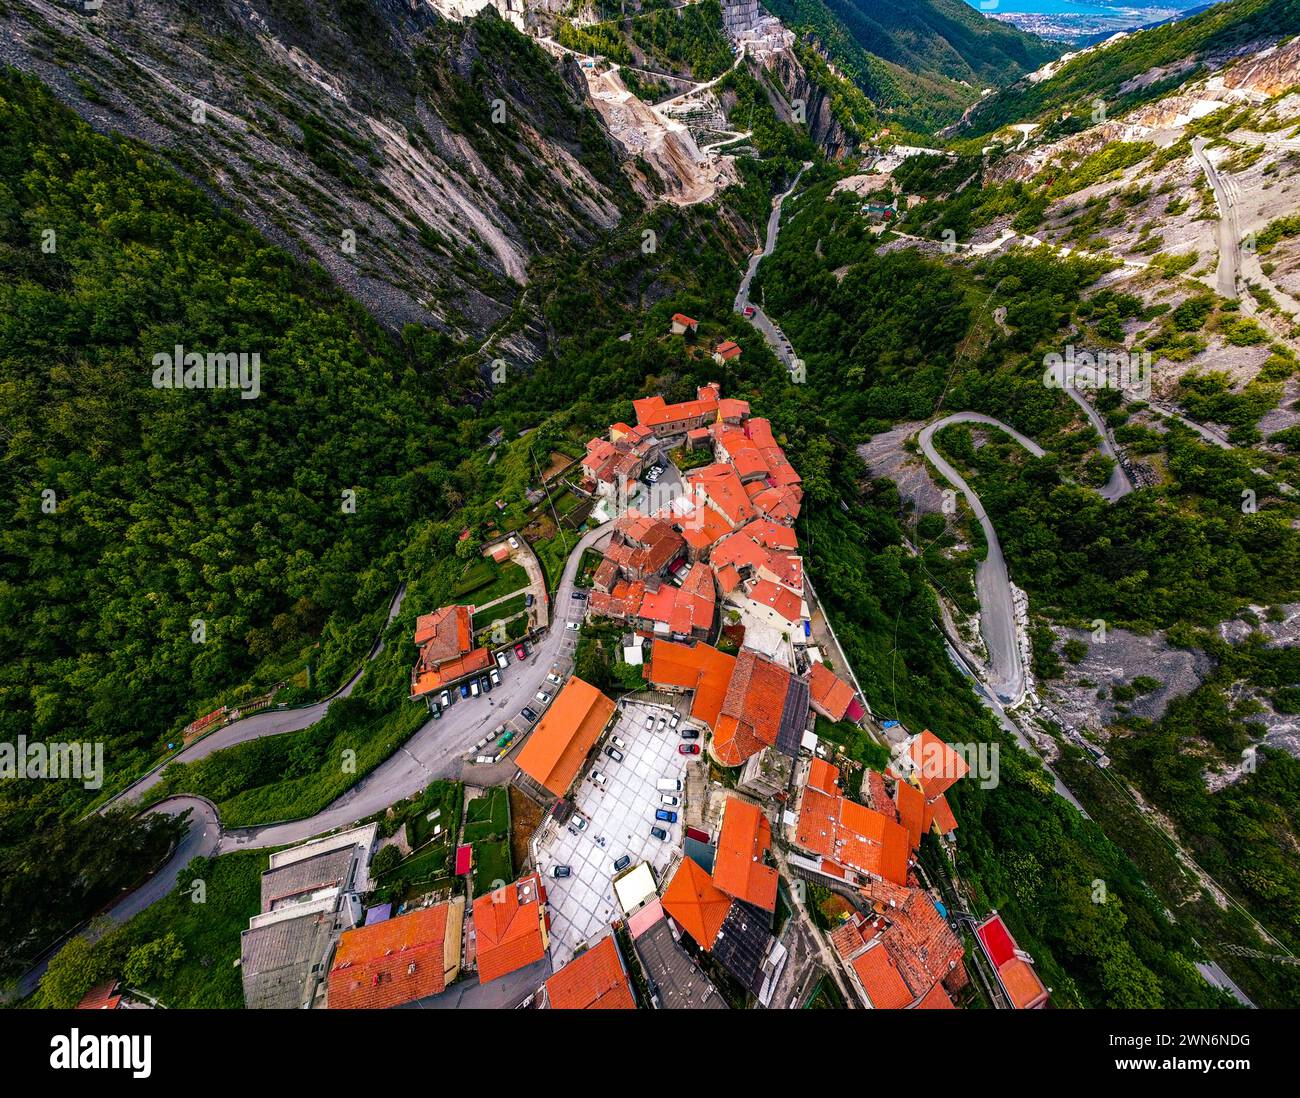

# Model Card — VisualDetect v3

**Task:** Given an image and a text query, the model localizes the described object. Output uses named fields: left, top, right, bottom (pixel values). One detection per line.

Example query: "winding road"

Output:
left=17, top=523, right=614, bottom=999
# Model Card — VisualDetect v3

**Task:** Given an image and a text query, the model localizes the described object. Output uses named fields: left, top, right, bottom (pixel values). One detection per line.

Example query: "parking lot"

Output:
left=538, top=699, right=691, bottom=969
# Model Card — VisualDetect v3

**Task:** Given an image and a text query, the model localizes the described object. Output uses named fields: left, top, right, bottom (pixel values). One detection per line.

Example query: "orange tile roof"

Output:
left=712, top=530, right=769, bottom=572
left=809, top=661, right=855, bottom=722
left=713, top=648, right=794, bottom=766
left=633, top=387, right=719, bottom=430
left=808, top=758, right=840, bottom=795
left=671, top=313, right=698, bottom=328
left=928, top=793, right=958, bottom=835
left=678, top=504, right=733, bottom=552
left=687, top=463, right=756, bottom=528
left=999, top=956, right=1049, bottom=1008
left=908, top=730, right=970, bottom=799
left=895, top=780, right=926, bottom=852
left=852, top=944, right=914, bottom=1009
left=661, top=856, right=732, bottom=950
left=545, top=935, right=636, bottom=1010
left=914, top=981, right=956, bottom=1009
left=743, top=519, right=798, bottom=551
left=714, top=340, right=742, bottom=360
left=472, top=873, right=548, bottom=984
left=414, top=604, right=473, bottom=660
left=795, top=786, right=910, bottom=885
left=516, top=677, right=617, bottom=796
left=646, top=639, right=735, bottom=728
left=411, top=645, right=492, bottom=697
left=745, top=578, right=803, bottom=624
left=713, top=798, right=779, bottom=911
left=714, top=563, right=742, bottom=594
left=328, top=903, right=458, bottom=1009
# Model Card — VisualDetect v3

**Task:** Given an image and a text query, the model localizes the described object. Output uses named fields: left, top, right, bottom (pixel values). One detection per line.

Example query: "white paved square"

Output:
left=539, top=700, right=688, bottom=968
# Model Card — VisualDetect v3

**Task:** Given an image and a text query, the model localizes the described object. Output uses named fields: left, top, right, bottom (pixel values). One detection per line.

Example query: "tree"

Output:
left=122, top=933, right=185, bottom=988
left=372, top=844, right=403, bottom=876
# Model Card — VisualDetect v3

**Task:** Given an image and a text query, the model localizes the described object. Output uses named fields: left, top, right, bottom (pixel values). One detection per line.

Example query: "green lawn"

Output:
left=453, top=558, right=529, bottom=604
left=463, top=786, right=510, bottom=843
left=472, top=593, right=528, bottom=631
left=472, top=839, right=514, bottom=896
left=405, top=780, right=463, bottom=849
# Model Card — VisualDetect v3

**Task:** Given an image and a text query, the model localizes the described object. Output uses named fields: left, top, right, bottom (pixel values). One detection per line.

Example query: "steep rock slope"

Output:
left=0, top=0, right=636, bottom=351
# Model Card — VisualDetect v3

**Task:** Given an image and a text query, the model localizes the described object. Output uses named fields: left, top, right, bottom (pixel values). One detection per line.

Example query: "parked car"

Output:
left=655, top=809, right=678, bottom=823
left=680, top=728, right=699, bottom=740
left=521, top=706, right=539, bottom=723
left=572, top=590, right=588, bottom=600
left=479, top=674, right=491, bottom=693
left=668, top=713, right=680, bottom=729
left=660, top=795, right=680, bottom=807
left=552, top=865, right=571, bottom=879
left=525, top=593, right=534, bottom=607
left=440, top=690, right=452, bottom=708
left=611, top=735, right=627, bottom=750
left=536, top=690, right=551, bottom=705
left=644, top=715, right=655, bottom=730
left=566, top=621, right=580, bottom=630
left=495, top=652, right=509, bottom=671
left=509, top=536, right=519, bottom=549
left=679, top=743, right=700, bottom=755
left=490, top=668, right=501, bottom=687
left=514, top=643, right=528, bottom=661
left=431, top=704, right=442, bottom=721
left=570, top=815, right=588, bottom=832
left=591, top=770, right=607, bottom=786
left=649, top=827, right=668, bottom=842
left=743, top=305, right=756, bottom=318
left=470, top=680, right=480, bottom=698
left=604, top=746, right=624, bottom=762
left=547, top=671, right=562, bottom=684
left=656, top=778, right=682, bottom=792
left=656, top=717, right=666, bottom=732
left=459, top=683, right=471, bottom=699
left=613, top=855, right=631, bottom=872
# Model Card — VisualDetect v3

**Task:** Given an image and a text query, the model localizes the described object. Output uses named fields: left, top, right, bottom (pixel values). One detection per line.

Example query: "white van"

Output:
left=470, top=680, right=480, bottom=698
left=656, top=777, right=682, bottom=792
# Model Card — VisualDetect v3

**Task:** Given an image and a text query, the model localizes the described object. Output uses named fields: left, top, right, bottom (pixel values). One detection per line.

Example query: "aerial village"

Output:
left=225, top=322, right=1051, bottom=1012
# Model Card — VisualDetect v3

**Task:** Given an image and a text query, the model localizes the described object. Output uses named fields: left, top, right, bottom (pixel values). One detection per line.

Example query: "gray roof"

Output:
left=713, top=902, right=774, bottom=997
left=776, top=676, right=809, bottom=757
left=260, top=847, right=356, bottom=911
left=240, top=910, right=336, bottom=1010
left=632, top=918, right=726, bottom=1010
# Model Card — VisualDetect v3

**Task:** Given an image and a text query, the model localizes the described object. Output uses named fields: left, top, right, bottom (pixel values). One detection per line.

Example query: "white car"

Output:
left=656, top=717, right=666, bottom=732
left=547, top=671, right=562, bottom=685
left=591, top=770, right=607, bottom=786
left=644, top=715, right=655, bottom=730
left=668, top=713, right=680, bottom=729
left=660, top=794, right=680, bottom=807
left=495, top=651, right=509, bottom=671
left=566, top=621, right=580, bottom=630
left=611, top=735, right=628, bottom=751
left=536, top=690, right=551, bottom=705
left=509, top=536, right=519, bottom=549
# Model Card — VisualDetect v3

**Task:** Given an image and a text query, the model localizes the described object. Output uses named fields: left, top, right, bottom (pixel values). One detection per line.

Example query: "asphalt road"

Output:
left=14, top=795, right=221, bottom=999
left=220, top=521, right=613, bottom=853
left=1062, top=386, right=1134, bottom=501
left=736, top=161, right=811, bottom=371
left=1192, top=135, right=1241, bottom=300
left=103, top=584, right=408, bottom=811
left=918, top=413, right=1043, bottom=705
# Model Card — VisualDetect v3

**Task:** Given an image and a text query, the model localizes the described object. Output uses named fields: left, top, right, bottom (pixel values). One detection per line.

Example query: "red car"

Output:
left=743, top=305, right=755, bottom=318
left=678, top=743, right=700, bottom=755
left=514, top=643, right=528, bottom=661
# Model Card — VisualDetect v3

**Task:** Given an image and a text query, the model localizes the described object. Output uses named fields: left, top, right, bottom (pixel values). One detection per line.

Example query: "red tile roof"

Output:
left=713, top=798, right=779, bottom=911
left=895, top=780, right=926, bottom=852
left=795, top=785, right=910, bottom=885
left=928, top=793, right=958, bottom=835
left=662, top=857, right=732, bottom=950
left=714, top=340, right=742, bottom=360
left=686, top=464, right=756, bottom=528
left=411, top=604, right=490, bottom=696
left=516, top=677, right=617, bottom=796
left=545, top=935, right=636, bottom=1010
left=76, top=981, right=122, bottom=1010
left=914, top=981, right=956, bottom=1009
left=671, top=313, right=698, bottom=328
left=473, top=873, right=548, bottom=984
left=743, top=519, right=798, bottom=551
left=745, top=578, right=803, bottom=624
left=808, top=758, right=840, bottom=795
left=809, top=662, right=855, bottom=722
left=328, top=903, right=459, bottom=1009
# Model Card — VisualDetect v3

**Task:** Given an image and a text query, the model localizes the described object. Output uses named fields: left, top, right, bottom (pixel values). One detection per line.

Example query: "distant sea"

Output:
left=961, top=0, right=1219, bottom=42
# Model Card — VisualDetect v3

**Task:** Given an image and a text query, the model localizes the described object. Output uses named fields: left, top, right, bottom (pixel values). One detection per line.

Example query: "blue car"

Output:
left=655, top=809, right=678, bottom=824
left=459, top=683, right=471, bottom=699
